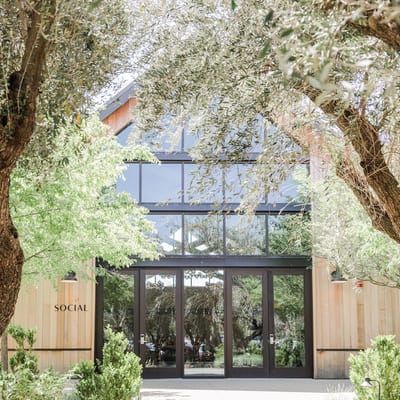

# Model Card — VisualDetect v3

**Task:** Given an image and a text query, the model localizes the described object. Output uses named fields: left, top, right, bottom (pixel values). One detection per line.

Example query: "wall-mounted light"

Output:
left=61, top=271, right=78, bottom=283
left=361, top=377, right=380, bottom=399
left=331, top=270, right=347, bottom=283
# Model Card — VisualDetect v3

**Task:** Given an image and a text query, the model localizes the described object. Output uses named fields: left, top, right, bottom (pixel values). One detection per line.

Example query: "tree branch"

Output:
left=299, top=82, right=400, bottom=241
left=322, top=1, right=400, bottom=52
left=348, top=18, right=400, bottom=52
left=11, top=1, right=56, bottom=143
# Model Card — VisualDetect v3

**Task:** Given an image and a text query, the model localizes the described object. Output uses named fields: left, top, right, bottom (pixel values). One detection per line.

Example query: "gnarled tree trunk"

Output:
left=0, top=0, right=56, bottom=336
left=0, top=168, right=24, bottom=336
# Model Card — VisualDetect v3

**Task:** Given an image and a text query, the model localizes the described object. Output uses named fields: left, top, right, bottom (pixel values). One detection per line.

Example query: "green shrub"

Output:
left=72, top=360, right=97, bottom=400
left=349, top=335, right=400, bottom=400
left=73, top=326, right=142, bottom=400
left=0, top=324, right=67, bottom=400
left=7, top=324, right=38, bottom=374
left=0, top=367, right=67, bottom=400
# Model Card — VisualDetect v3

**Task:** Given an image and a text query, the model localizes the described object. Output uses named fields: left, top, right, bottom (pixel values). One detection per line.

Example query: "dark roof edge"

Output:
left=99, top=81, right=136, bottom=121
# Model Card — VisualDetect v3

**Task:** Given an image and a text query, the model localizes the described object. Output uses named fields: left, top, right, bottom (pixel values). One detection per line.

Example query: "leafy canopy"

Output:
left=127, top=0, right=400, bottom=287
left=11, top=118, right=158, bottom=282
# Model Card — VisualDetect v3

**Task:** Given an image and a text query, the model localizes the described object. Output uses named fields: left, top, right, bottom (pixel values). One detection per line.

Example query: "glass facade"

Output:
left=104, top=122, right=312, bottom=378
left=115, top=125, right=310, bottom=257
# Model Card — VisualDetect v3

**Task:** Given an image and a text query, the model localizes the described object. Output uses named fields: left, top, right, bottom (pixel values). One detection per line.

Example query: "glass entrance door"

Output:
left=268, top=270, right=312, bottom=377
left=227, top=269, right=312, bottom=378
left=183, top=270, right=224, bottom=376
left=137, top=268, right=311, bottom=378
left=140, top=271, right=182, bottom=378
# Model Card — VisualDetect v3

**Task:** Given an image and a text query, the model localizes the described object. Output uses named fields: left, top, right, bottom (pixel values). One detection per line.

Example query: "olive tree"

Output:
left=128, top=1, right=400, bottom=282
left=0, top=0, right=138, bottom=335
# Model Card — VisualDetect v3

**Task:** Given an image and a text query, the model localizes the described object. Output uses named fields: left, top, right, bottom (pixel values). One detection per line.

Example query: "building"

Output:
left=5, top=83, right=400, bottom=378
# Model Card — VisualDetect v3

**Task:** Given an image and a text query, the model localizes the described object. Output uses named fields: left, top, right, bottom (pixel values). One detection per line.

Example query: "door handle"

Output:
left=269, top=333, right=275, bottom=345
left=140, top=334, right=145, bottom=345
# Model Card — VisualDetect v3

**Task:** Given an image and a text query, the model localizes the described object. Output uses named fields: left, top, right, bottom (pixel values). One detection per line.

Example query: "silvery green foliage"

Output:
left=312, top=173, right=400, bottom=287
left=129, top=0, right=400, bottom=208
left=10, top=118, right=159, bottom=282
left=0, top=0, right=134, bottom=119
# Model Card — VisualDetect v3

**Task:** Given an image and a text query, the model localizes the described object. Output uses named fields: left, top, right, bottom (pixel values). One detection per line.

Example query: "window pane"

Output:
left=148, top=215, right=182, bottom=255
left=232, top=274, right=263, bottom=368
left=273, top=274, right=305, bottom=368
left=268, top=165, right=307, bottom=204
left=142, top=129, right=182, bottom=152
left=224, top=164, right=249, bottom=203
left=184, top=215, right=223, bottom=255
left=142, top=164, right=182, bottom=203
left=183, top=129, right=198, bottom=151
left=145, top=273, right=177, bottom=368
left=226, top=215, right=266, bottom=255
left=268, top=214, right=311, bottom=255
left=184, top=270, right=224, bottom=376
left=116, top=164, right=139, bottom=200
left=184, top=164, right=223, bottom=203
left=115, top=124, right=134, bottom=147
left=104, top=274, right=135, bottom=352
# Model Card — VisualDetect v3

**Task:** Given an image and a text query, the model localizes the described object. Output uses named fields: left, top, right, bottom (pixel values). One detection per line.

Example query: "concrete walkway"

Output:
left=141, top=379, right=356, bottom=400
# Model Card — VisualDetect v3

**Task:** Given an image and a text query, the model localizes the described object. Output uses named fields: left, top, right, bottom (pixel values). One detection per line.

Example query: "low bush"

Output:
left=349, top=335, right=400, bottom=400
left=0, top=324, right=67, bottom=400
left=73, top=326, right=142, bottom=400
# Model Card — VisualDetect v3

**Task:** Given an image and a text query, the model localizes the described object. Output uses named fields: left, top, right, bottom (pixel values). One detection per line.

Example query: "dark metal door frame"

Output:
left=267, top=268, right=313, bottom=378
left=225, top=269, right=268, bottom=378
left=134, top=266, right=312, bottom=379
left=226, top=268, right=313, bottom=378
left=140, top=269, right=184, bottom=379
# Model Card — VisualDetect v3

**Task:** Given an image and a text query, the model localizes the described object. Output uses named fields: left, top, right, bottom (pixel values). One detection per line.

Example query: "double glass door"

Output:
left=138, top=268, right=311, bottom=378
left=227, top=270, right=312, bottom=378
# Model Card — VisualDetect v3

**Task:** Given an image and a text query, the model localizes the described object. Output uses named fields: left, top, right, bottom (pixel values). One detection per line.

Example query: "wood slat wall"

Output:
left=310, top=143, right=400, bottom=378
left=2, top=265, right=96, bottom=372
left=313, top=257, right=400, bottom=378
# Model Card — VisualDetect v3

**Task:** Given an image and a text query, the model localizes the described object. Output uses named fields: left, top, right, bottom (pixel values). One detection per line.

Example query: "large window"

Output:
left=147, top=215, right=182, bottom=254
left=226, top=215, right=266, bottom=255
left=184, top=215, right=224, bottom=255
left=142, top=164, right=181, bottom=203
left=115, top=124, right=310, bottom=258
left=146, top=213, right=310, bottom=256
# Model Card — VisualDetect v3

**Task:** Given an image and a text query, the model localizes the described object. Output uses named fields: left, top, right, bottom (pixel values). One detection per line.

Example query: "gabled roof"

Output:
left=99, top=81, right=135, bottom=121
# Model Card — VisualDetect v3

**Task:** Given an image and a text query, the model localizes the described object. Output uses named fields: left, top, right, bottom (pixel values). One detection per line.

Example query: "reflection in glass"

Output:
left=267, top=165, right=307, bottom=204
left=224, top=164, right=249, bottom=203
left=184, top=164, right=223, bottom=203
left=184, top=270, right=224, bottom=376
left=116, top=164, right=140, bottom=200
left=273, top=274, right=305, bottom=368
left=144, top=274, right=176, bottom=368
left=226, top=215, right=266, bottom=255
left=268, top=214, right=311, bottom=256
left=184, top=215, right=223, bottom=255
left=148, top=215, right=182, bottom=255
left=103, top=273, right=135, bottom=352
left=183, top=128, right=198, bottom=151
left=115, top=124, right=134, bottom=147
left=142, top=164, right=182, bottom=203
left=142, top=128, right=182, bottom=152
left=232, top=274, right=263, bottom=368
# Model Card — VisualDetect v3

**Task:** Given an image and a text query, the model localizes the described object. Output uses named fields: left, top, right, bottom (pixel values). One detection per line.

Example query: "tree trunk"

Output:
left=0, top=168, right=24, bottom=336
left=0, top=1, right=56, bottom=336
left=1, top=331, right=8, bottom=371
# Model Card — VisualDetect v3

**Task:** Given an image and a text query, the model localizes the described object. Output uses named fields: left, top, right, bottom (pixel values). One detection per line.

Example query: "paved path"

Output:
left=141, top=379, right=356, bottom=400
